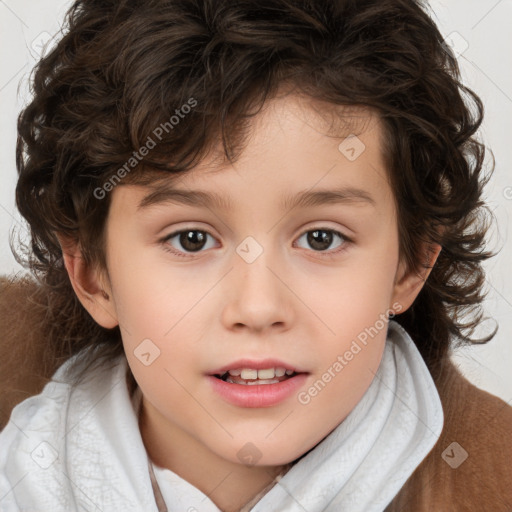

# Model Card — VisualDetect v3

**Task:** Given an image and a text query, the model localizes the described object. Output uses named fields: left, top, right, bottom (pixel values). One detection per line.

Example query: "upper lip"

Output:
left=208, top=359, right=308, bottom=376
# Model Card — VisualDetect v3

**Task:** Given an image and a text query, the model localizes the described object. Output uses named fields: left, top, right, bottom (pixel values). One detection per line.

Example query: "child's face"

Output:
left=100, top=94, right=413, bottom=467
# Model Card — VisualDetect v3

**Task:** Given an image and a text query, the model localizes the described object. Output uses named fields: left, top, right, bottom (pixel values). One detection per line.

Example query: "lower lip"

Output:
left=207, top=374, right=309, bottom=408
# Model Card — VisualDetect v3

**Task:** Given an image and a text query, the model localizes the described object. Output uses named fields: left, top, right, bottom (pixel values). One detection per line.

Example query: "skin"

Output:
left=62, top=93, right=439, bottom=511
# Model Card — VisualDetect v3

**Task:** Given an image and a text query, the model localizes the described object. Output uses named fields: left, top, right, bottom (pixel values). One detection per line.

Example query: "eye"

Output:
left=161, top=227, right=350, bottom=258
left=294, top=228, right=348, bottom=254
left=162, top=229, right=217, bottom=257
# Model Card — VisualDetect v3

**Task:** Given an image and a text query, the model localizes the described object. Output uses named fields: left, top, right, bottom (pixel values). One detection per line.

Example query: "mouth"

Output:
left=213, top=366, right=298, bottom=386
left=208, top=362, right=309, bottom=407
left=207, top=359, right=309, bottom=407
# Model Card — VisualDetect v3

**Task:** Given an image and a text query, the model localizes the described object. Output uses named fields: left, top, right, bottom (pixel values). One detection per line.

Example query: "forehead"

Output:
left=110, top=94, right=391, bottom=215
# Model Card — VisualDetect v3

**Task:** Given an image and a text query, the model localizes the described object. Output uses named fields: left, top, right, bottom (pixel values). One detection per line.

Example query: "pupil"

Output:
left=308, top=230, right=332, bottom=251
left=181, top=231, right=206, bottom=251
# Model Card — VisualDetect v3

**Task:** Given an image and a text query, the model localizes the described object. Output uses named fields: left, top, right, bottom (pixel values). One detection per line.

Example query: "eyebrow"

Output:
left=137, top=185, right=375, bottom=212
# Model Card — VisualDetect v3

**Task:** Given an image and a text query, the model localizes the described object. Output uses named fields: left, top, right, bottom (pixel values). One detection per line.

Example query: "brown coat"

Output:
left=385, top=356, right=512, bottom=511
left=1, top=275, right=511, bottom=510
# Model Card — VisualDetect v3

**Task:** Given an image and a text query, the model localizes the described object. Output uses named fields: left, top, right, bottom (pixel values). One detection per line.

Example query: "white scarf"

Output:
left=0, top=321, right=443, bottom=511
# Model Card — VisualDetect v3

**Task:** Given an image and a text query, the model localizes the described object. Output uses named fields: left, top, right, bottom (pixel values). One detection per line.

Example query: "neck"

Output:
left=138, top=397, right=291, bottom=512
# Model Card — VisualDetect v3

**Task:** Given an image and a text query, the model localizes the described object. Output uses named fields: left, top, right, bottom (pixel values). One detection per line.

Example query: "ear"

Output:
left=389, top=243, right=441, bottom=314
left=57, top=235, right=119, bottom=329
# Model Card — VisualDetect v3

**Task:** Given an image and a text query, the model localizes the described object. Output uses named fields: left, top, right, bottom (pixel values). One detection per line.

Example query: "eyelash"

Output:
left=160, top=227, right=351, bottom=259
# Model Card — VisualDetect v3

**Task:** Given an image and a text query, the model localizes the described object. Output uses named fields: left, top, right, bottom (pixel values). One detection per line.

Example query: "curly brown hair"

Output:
left=12, top=0, right=494, bottom=386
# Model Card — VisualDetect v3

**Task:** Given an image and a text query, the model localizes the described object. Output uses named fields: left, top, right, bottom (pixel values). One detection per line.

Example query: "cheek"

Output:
left=304, top=261, right=397, bottom=343
left=109, top=258, right=196, bottom=341
left=298, top=326, right=387, bottom=434
left=297, top=250, right=396, bottom=405
left=110, top=268, right=204, bottom=379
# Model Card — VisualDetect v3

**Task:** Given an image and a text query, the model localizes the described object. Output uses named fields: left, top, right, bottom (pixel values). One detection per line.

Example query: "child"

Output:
left=1, top=0, right=511, bottom=511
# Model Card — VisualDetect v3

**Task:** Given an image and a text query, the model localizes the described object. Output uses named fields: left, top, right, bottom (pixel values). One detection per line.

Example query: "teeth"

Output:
left=275, top=367, right=286, bottom=377
left=245, top=378, right=280, bottom=385
left=225, top=367, right=295, bottom=380
left=226, top=376, right=280, bottom=385
left=257, top=368, right=275, bottom=379
left=240, top=369, right=258, bottom=380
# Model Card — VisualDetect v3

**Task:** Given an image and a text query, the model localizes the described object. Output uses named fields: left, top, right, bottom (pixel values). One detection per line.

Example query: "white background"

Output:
left=0, top=0, right=511, bottom=403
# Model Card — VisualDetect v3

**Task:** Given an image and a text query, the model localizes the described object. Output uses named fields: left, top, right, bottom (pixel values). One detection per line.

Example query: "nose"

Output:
left=220, top=242, right=295, bottom=334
